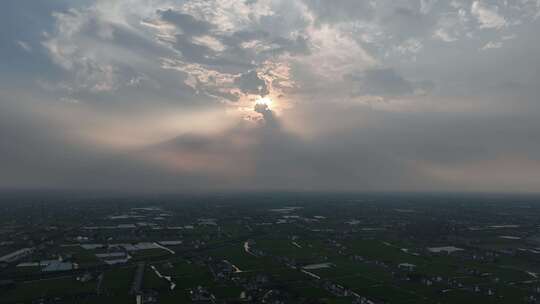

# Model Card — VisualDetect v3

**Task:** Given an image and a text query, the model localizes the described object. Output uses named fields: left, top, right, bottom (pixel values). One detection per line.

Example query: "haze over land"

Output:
left=1, top=0, right=540, bottom=192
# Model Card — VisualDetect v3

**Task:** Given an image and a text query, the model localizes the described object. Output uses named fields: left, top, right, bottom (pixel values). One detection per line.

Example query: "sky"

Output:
left=1, top=0, right=540, bottom=193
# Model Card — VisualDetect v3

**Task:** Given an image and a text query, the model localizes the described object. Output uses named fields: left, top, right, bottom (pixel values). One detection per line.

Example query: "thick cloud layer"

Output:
left=1, top=0, right=540, bottom=193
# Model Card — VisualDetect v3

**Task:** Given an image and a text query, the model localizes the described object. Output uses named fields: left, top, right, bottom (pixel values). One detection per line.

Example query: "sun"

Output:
left=256, top=96, right=272, bottom=106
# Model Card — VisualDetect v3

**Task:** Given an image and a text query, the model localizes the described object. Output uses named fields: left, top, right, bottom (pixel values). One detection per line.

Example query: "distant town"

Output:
left=1, top=192, right=540, bottom=303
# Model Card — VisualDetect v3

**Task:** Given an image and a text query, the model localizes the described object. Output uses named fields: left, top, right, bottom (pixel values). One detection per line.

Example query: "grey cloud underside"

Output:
left=157, top=8, right=310, bottom=67
left=1, top=0, right=540, bottom=192
left=348, top=68, right=415, bottom=96
left=149, top=6, right=312, bottom=102
left=236, top=71, right=269, bottom=96
left=158, top=9, right=213, bottom=36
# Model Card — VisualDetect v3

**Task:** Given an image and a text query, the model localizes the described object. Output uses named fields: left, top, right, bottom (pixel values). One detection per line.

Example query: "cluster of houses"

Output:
left=189, top=285, right=215, bottom=302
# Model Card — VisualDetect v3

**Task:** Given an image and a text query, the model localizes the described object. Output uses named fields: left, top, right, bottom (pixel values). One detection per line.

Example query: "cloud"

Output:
left=254, top=103, right=278, bottom=127
left=1, top=0, right=540, bottom=193
left=383, top=6, right=436, bottom=39
left=420, top=0, right=438, bottom=15
left=432, top=8, right=470, bottom=42
left=348, top=68, right=414, bottom=97
left=235, top=70, right=269, bottom=96
left=16, top=40, right=32, bottom=52
left=157, top=9, right=213, bottom=36
left=302, top=0, right=374, bottom=24
left=141, top=1, right=312, bottom=105
left=471, top=1, right=507, bottom=29
left=481, top=41, right=503, bottom=50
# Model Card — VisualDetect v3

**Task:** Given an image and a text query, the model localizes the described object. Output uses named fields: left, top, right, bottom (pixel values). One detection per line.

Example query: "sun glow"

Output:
left=256, top=96, right=272, bottom=106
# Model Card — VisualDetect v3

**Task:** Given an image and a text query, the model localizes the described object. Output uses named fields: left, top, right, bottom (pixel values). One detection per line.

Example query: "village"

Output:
left=1, top=193, right=540, bottom=303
